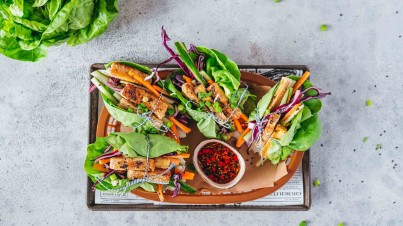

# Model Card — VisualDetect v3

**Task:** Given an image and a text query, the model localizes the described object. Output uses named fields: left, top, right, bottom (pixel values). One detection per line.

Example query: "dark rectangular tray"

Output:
left=87, top=64, right=311, bottom=211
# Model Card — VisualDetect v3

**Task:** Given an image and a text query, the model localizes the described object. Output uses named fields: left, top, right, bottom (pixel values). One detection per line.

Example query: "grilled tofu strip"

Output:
left=109, top=62, right=150, bottom=85
left=126, top=157, right=156, bottom=172
left=261, top=113, right=281, bottom=144
left=118, top=98, right=137, bottom=111
left=207, top=83, right=229, bottom=105
left=127, top=169, right=171, bottom=183
left=181, top=83, right=199, bottom=103
left=121, top=84, right=169, bottom=119
left=155, top=157, right=171, bottom=169
left=223, top=106, right=242, bottom=120
left=110, top=157, right=156, bottom=171
left=268, top=77, right=296, bottom=111
left=270, top=124, right=287, bottom=140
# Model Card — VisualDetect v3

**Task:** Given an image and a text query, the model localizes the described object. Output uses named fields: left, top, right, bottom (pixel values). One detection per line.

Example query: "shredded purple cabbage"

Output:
left=106, top=79, right=123, bottom=92
left=94, top=150, right=121, bottom=163
left=103, top=145, right=112, bottom=153
left=188, top=44, right=205, bottom=71
left=161, top=27, right=193, bottom=78
left=172, top=174, right=182, bottom=198
left=175, top=114, right=189, bottom=125
left=89, top=84, right=96, bottom=93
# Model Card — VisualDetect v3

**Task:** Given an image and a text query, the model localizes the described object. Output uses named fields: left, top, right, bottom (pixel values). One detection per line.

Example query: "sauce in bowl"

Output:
left=197, top=142, right=240, bottom=184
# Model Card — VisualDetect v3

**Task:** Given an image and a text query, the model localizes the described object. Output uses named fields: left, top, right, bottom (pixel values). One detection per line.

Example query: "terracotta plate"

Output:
left=96, top=70, right=304, bottom=204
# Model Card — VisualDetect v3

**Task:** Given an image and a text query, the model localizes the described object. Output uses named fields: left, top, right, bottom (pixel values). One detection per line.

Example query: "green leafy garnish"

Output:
left=299, top=221, right=307, bottom=226
left=138, top=104, right=149, bottom=113
left=274, top=0, right=280, bottom=2
left=213, top=102, right=223, bottom=113
left=205, top=101, right=212, bottom=107
left=197, top=91, right=212, bottom=100
left=376, top=144, right=381, bottom=150
left=363, top=137, right=369, bottom=142
left=164, top=121, right=173, bottom=128
left=166, top=108, right=175, bottom=116
left=366, top=99, right=372, bottom=107
left=0, top=0, right=119, bottom=62
left=313, top=179, right=321, bottom=187
left=320, top=24, right=328, bottom=31
left=338, top=223, right=344, bottom=226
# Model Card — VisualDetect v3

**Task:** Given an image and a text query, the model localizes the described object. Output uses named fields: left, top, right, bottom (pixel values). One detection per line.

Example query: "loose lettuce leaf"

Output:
left=211, top=49, right=240, bottom=81
left=287, top=114, right=322, bottom=151
left=248, top=83, right=279, bottom=121
left=102, top=93, right=158, bottom=134
left=196, top=46, right=241, bottom=97
left=0, top=0, right=119, bottom=61
left=212, top=70, right=240, bottom=97
left=229, top=88, right=256, bottom=115
left=279, top=108, right=303, bottom=146
left=104, top=132, right=188, bottom=158
left=185, top=107, right=218, bottom=138
left=67, top=0, right=94, bottom=30
left=67, top=0, right=119, bottom=46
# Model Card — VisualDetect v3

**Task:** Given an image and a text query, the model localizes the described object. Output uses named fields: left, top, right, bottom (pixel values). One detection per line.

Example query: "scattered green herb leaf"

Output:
left=205, top=101, right=212, bottom=107
left=167, top=108, right=175, bottom=116
left=363, top=137, right=369, bottom=142
left=299, top=221, right=307, bottom=226
left=320, top=24, right=328, bottom=31
left=138, top=104, right=149, bottom=113
left=313, top=179, right=321, bottom=187
left=274, top=0, right=280, bottom=3
left=338, top=223, right=344, bottom=226
left=165, top=121, right=173, bottom=128
left=213, top=102, right=223, bottom=113
left=197, top=91, right=212, bottom=100
left=366, top=99, right=372, bottom=106
left=376, top=144, right=381, bottom=150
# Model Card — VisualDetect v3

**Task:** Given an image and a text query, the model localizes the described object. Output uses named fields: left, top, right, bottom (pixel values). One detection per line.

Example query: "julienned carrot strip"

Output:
left=240, top=113, right=248, bottom=122
left=292, top=71, right=310, bottom=95
left=128, top=71, right=161, bottom=98
left=183, top=75, right=192, bottom=83
left=170, top=124, right=180, bottom=144
left=182, top=172, right=195, bottom=180
left=234, top=119, right=243, bottom=133
left=93, top=164, right=108, bottom=173
left=169, top=158, right=181, bottom=167
left=281, top=103, right=302, bottom=123
left=236, top=128, right=251, bottom=148
left=207, top=80, right=214, bottom=85
left=166, top=153, right=191, bottom=159
left=98, top=158, right=110, bottom=164
left=169, top=117, right=191, bottom=133
left=157, top=184, right=164, bottom=202
left=152, top=85, right=169, bottom=95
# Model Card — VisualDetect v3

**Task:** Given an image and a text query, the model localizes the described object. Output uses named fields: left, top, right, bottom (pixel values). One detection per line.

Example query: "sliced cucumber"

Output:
left=91, top=77, right=118, bottom=105
left=91, top=70, right=109, bottom=85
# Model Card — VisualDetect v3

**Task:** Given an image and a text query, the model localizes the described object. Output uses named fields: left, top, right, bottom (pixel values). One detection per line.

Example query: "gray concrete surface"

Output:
left=1, top=0, right=402, bottom=225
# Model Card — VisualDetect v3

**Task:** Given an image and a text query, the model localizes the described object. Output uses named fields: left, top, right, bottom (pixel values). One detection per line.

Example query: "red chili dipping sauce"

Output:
left=197, top=142, right=240, bottom=184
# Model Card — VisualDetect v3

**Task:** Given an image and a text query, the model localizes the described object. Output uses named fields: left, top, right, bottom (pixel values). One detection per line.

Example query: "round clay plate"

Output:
left=96, top=70, right=304, bottom=204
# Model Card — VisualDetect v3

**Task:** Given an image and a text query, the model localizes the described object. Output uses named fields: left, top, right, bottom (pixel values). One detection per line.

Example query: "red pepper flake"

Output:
left=197, top=142, right=240, bottom=184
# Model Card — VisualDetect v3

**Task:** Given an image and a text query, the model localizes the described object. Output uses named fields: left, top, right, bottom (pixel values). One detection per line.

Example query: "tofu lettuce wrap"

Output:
left=90, top=61, right=192, bottom=140
left=160, top=28, right=255, bottom=139
left=236, top=72, right=330, bottom=165
left=85, top=132, right=196, bottom=202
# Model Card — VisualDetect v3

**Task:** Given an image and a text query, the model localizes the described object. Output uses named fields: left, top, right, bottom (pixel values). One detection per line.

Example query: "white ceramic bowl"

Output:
left=193, top=139, right=246, bottom=189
